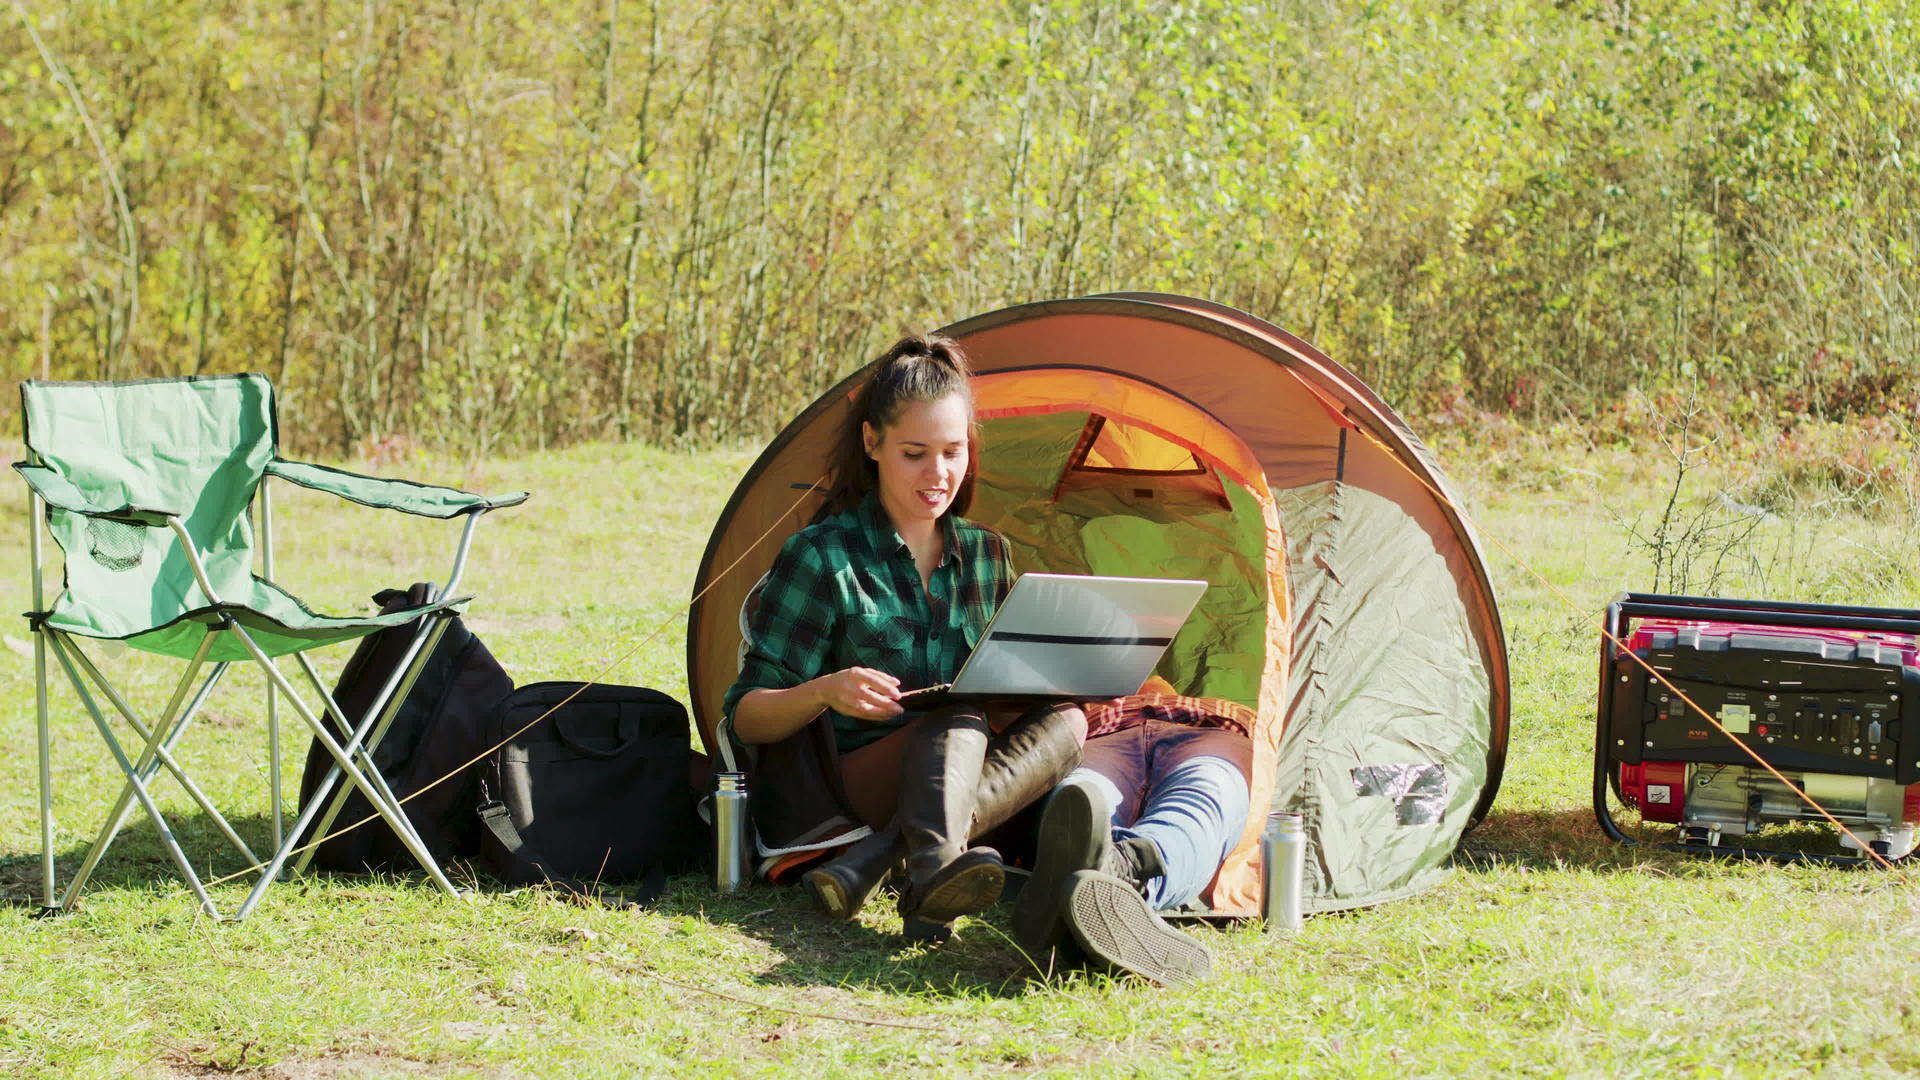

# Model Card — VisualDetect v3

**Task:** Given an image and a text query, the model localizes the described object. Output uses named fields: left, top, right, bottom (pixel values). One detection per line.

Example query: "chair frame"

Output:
left=28, top=451, right=508, bottom=920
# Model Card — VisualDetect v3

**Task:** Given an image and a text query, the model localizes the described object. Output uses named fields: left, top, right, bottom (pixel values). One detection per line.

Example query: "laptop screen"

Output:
left=947, top=573, right=1207, bottom=699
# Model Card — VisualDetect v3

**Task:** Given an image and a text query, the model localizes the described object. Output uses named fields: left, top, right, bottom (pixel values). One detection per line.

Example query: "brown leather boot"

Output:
left=894, top=705, right=996, bottom=925
left=803, top=703, right=1084, bottom=927
left=899, top=702, right=1084, bottom=929
left=973, top=701, right=1087, bottom=823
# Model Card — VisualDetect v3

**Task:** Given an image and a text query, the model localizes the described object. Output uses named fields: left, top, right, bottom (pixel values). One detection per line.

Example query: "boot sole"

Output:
left=802, top=863, right=890, bottom=921
left=1011, top=780, right=1108, bottom=954
left=802, top=867, right=854, bottom=920
left=1064, top=869, right=1212, bottom=987
left=902, top=849, right=1005, bottom=924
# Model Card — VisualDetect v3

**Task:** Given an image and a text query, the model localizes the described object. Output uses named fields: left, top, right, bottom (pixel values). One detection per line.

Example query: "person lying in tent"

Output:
left=1011, top=677, right=1255, bottom=986
left=722, top=333, right=1087, bottom=941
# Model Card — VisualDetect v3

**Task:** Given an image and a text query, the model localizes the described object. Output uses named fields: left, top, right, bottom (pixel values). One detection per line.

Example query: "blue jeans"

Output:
left=1067, top=721, right=1252, bottom=910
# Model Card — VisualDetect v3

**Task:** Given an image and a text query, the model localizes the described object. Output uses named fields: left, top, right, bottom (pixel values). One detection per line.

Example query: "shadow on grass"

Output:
left=1455, top=803, right=1890, bottom=874
left=0, top=807, right=310, bottom=911
left=0, top=807, right=518, bottom=914
left=647, top=874, right=1074, bottom=999
left=1454, top=805, right=1625, bottom=871
left=2, top=808, right=1075, bottom=1000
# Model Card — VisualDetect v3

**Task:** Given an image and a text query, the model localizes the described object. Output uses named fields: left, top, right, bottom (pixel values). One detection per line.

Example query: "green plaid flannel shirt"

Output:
left=724, top=492, right=1015, bottom=751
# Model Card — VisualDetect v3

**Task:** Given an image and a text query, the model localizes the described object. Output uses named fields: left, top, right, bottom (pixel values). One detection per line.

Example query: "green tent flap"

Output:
left=1278, top=482, right=1491, bottom=911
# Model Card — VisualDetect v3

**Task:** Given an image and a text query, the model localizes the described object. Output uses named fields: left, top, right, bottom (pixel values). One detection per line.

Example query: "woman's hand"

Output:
left=813, top=666, right=904, bottom=723
left=734, top=667, right=903, bottom=743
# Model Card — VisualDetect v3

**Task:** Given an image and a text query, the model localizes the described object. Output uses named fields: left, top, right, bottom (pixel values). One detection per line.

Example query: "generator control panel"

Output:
left=1606, top=623, right=1920, bottom=784
left=1595, top=593, right=1920, bottom=862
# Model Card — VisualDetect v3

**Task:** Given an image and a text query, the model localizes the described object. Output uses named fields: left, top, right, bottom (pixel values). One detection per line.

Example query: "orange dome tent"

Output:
left=688, top=294, right=1508, bottom=915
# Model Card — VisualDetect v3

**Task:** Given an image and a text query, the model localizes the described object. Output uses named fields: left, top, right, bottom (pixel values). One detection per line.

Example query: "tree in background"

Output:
left=2, top=0, right=1914, bottom=452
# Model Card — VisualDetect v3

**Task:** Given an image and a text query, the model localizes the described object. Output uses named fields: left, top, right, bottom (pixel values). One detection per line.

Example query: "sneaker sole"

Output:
left=1011, top=780, right=1108, bottom=953
left=1064, top=869, right=1212, bottom=987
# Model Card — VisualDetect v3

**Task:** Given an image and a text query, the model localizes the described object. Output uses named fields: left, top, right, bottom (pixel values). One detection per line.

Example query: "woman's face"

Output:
left=863, top=393, right=971, bottom=530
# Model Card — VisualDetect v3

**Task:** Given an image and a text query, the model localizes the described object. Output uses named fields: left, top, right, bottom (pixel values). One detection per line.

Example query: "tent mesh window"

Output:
left=1054, top=414, right=1229, bottom=509
left=1071, top=415, right=1208, bottom=475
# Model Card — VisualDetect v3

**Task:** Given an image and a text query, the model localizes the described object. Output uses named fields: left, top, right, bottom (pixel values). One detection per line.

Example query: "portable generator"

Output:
left=1595, top=593, right=1920, bottom=862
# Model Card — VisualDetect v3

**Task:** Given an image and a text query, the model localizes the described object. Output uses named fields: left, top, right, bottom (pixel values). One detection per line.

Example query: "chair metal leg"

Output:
left=33, top=625, right=55, bottom=912
left=266, top=617, right=445, bottom=893
left=259, top=481, right=284, bottom=854
left=104, top=661, right=230, bottom=840
left=290, top=649, right=436, bottom=858
left=61, top=635, right=258, bottom=866
left=45, top=636, right=219, bottom=918
left=67, top=653, right=230, bottom=901
left=226, top=623, right=464, bottom=921
left=288, top=614, right=452, bottom=879
left=29, top=485, right=56, bottom=913
left=442, top=513, right=483, bottom=596
left=110, top=639, right=219, bottom=817
left=267, top=687, right=282, bottom=853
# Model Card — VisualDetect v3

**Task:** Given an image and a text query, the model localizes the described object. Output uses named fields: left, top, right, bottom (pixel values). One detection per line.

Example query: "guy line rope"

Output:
left=1349, top=424, right=1910, bottom=879
left=198, top=474, right=831, bottom=893
left=195, top=418, right=1914, bottom=895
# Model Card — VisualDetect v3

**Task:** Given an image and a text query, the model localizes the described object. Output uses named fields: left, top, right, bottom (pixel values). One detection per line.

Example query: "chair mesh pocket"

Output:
left=87, top=518, right=145, bottom=572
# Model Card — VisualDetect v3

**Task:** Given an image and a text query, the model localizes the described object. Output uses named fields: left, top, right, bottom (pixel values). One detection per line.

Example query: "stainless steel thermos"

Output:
left=1261, top=811, right=1305, bottom=933
left=711, top=771, right=754, bottom=893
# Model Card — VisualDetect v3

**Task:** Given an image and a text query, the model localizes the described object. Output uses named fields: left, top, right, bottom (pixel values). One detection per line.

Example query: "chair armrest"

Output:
left=13, top=463, right=175, bottom=526
left=265, top=460, right=530, bottom=519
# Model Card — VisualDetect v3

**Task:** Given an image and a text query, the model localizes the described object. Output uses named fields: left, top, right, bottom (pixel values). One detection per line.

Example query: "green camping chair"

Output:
left=18, top=374, right=528, bottom=919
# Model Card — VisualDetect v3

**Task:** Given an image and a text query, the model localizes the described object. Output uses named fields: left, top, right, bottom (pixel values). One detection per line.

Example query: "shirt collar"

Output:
left=857, top=490, right=961, bottom=568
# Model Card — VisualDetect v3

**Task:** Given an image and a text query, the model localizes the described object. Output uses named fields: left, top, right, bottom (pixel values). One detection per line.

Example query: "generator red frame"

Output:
left=1594, top=592, right=1920, bottom=864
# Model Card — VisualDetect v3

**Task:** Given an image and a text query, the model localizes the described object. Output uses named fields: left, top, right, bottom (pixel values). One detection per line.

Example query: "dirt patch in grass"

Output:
left=262, top=1052, right=432, bottom=1079
left=163, top=1047, right=516, bottom=1079
left=0, top=859, right=57, bottom=906
left=197, top=708, right=251, bottom=729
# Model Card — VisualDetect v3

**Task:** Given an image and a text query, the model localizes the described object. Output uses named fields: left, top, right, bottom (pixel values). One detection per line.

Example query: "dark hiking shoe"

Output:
left=1011, top=777, right=1110, bottom=955
left=1012, top=778, right=1169, bottom=958
left=899, top=917, right=956, bottom=946
left=802, top=826, right=904, bottom=921
left=1063, top=869, right=1213, bottom=987
left=803, top=862, right=886, bottom=920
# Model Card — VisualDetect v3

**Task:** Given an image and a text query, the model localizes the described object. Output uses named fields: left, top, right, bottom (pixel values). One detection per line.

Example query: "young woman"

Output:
left=723, top=334, right=1086, bottom=937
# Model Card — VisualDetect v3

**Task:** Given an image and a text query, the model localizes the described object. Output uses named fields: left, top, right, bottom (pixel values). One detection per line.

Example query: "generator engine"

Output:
left=1617, top=761, right=1920, bottom=858
left=1597, top=594, right=1920, bottom=862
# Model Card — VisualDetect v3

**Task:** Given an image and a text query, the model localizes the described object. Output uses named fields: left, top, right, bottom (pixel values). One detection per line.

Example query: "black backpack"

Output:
left=296, top=584, right=510, bottom=872
left=297, top=585, right=704, bottom=897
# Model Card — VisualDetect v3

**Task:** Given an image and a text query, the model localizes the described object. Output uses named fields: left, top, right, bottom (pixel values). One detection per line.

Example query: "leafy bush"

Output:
left=3, top=0, right=1915, bottom=451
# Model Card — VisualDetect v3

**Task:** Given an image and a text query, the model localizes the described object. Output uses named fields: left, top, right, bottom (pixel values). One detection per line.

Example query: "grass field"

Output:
left=4, top=427, right=1920, bottom=1079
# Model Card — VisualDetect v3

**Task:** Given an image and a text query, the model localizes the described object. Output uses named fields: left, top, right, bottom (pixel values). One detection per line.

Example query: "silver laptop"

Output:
left=902, top=573, right=1207, bottom=705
